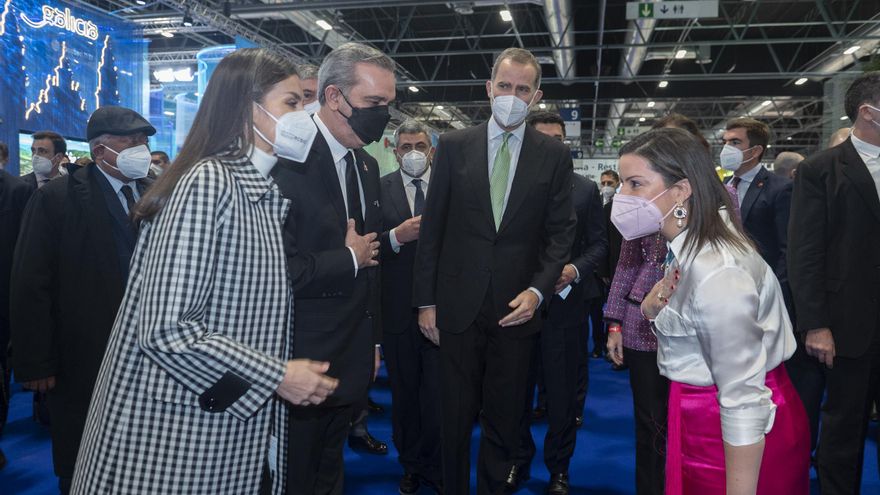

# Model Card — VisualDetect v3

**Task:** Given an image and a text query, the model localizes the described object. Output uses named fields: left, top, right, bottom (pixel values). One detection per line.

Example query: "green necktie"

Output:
left=490, top=132, right=511, bottom=229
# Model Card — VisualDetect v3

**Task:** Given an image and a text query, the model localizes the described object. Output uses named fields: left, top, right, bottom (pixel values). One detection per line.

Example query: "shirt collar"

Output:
left=488, top=116, right=526, bottom=143
left=400, top=167, right=430, bottom=186
left=736, top=163, right=763, bottom=183
left=851, top=131, right=880, bottom=160
left=249, top=145, right=278, bottom=179
left=314, top=112, right=351, bottom=165
left=667, top=208, right=734, bottom=265
left=95, top=163, right=133, bottom=194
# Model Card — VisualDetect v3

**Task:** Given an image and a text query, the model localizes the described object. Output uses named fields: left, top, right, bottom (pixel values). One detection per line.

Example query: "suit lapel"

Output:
left=463, top=122, right=496, bottom=233
left=841, top=138, right=880, bottom=224
left=311, top=132, right=348, bottom=224
left=77, top=166, right=124, bottom=287
left=740, top=167, right=767, bottom=222
left=498, top=126, right=544, bottom=233
left=389, top=172, right=412, bottom=219
left=354, top=149, right=380, bottom=227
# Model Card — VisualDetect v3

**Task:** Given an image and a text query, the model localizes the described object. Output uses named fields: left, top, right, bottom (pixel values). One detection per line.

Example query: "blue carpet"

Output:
left=2, top=358, right=878, bottom=494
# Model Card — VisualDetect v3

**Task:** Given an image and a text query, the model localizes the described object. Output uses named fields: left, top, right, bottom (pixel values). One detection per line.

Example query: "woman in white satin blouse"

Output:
left=610, top=127, right=809, bottom=495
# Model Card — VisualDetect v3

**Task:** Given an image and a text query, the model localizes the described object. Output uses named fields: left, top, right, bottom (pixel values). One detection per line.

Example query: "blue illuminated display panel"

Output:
left=0, top=0, right=146, bottom=174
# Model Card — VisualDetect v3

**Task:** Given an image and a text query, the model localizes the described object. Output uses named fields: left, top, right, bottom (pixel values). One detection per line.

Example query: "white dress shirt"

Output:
left=487, top=117, right=526, bottom=214
left=96, top=165, right=140, bottom=215
left=389, top=168, right=430, bottom=252
left=653, top=211, right=796, bottom=447
left=731, top=164, right=764, bottom=208
left=249, top=145, right=279, bottom=179
left=850, top=130, right=880, bottom=201
left=314, top=113, right=366, bottom=275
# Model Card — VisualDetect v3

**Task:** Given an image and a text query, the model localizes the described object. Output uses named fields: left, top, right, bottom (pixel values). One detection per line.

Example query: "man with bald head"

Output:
left=773, top=151, right=804, bottom=179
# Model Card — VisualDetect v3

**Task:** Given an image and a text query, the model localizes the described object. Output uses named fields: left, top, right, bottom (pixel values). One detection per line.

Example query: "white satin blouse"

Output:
left=653, top=213, right=796, bottom=447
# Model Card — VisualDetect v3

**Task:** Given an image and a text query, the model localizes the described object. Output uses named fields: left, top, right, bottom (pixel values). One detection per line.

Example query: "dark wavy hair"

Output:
left=134, top=48, right=298, bottom=223
left=619, top=127, right=753, bottom=255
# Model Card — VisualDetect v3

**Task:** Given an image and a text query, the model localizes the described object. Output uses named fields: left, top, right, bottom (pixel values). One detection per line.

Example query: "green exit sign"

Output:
left=639, top=3, right=653, bottom=18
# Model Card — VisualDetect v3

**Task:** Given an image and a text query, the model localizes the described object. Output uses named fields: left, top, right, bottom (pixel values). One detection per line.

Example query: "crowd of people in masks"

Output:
left=0, top=41, right=879, bottom=495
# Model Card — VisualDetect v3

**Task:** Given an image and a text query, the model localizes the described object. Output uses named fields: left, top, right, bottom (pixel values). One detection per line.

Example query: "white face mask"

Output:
left=719, top=143, right=758, bottom=172
left=862, top=104, right=880, bottom=130
left=399, top=150, right=429, bottom=177
left=102, top=144, right=152, bottom=180
left=150, top=164, right=164, bottom=177
left=32, top=155, right=56, bottom=176
left=304, top=100, right=321, bottom=115
left=600, top=185, right=616, bottom=202
left=254, top=103, right=318, bottom=163
left=490, top=89, right=537, bottom=128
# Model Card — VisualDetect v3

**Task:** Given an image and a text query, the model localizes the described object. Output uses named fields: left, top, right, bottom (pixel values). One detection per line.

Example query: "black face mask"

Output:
left=338, top=91, right=391, bottom=144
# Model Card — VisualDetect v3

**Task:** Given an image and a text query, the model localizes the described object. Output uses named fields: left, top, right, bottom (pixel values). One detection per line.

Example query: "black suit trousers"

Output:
left=384, top=319, right=442, bottom=485
left=440, top=291, right=536, bottom=495
left=624, top=347, right=668, bottom=495
left=785, top=338, right=826, bottom=453
left=286, top=404, right=352, bottom=495
left=817, top=322, right=880, bottom=495
left=519, top=316, right=583, bottom=474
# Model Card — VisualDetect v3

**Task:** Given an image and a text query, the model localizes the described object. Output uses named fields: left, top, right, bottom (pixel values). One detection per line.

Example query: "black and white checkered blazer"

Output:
left=72, top=153, right=293, bottom=494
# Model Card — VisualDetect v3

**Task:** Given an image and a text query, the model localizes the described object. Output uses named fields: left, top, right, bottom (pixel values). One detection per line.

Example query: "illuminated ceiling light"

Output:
left=674, top=49, right=688, bottom=59
left=408, top=86, right=419, bottom=93
left=786, top=136, right=792, bottom=140
left=760, top=100, right=772, bottom=107
left=436, top=105, right=444, bottom=110
left=639, top=117, right=646, bottom=122
left=647, top=101, right=655, bottom=108
left=766, top=145, right=772, bottom=149
left=538, top=103, right=547, bottom=109
left=658, top=80, right=669, bottom=88
left=840, top=115, right=849, bottom=120
left=135, top=0, right=146, bottom=4
left=160, top=30, right=174, bottom=38
left=794, top=77, right=807, bottom=85
left=843, top=45, right=860, bottom=55
left=182, top=11, right=193, bottom=27
left=500, top=10, right=513, bottom=22
left=163, top=111, right=175, bottom=116
left=173, top=67, right=194, bottom=82
left=153, top=68, right=175, bottom=83
left=316, top=19, right=333, bottom=30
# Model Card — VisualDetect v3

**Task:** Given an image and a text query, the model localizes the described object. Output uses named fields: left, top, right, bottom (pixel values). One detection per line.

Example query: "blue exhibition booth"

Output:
left=0, top=0, right=146, bottom=175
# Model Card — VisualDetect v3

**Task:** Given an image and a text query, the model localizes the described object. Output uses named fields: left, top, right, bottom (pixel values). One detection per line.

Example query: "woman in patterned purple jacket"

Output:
left=604, top=113, right=738, bottom=495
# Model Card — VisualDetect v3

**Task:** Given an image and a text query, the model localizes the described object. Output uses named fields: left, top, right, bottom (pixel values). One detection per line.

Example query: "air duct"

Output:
left=543, top=0, right=576, bottom=83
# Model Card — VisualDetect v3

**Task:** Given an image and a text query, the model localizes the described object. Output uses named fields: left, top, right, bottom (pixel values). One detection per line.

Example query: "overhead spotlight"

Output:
left=760, top=100, right=772, bottom=107
left=639, top=117, right=646, bottom=122
left=840, top=115, right=849, bottom=120
left=794, top=77, right=808, bottom=86
left=435, top=105, right=444, bottom=110
left=844, top=45, right=860, bottom=55
left=538, top=103, right=547, bottom=109
left=674, top=49, right=687, bottom=59
left=786, top=136, right=792, bottom=140
left=160, top=30, right=174, bottom=38
left=135, top=0, right=146, bottom=5
left=408, top=86, right=419, bottom=93
left=173, top=67, right=194, bottom=82
left=316, top=19, right=333, bottom=30
left=658, top=80, right=669, bottom=88
left=500, top=10, right=513, bottom=22
left=766, top=145, right=772, bottom=149
left=163, top=111, right=175, bottom=116
left=647, top=101, right=655, bottom=108
left=153, top=68, right=175, bottom=83
left=182, top=11, right=193, bottom=27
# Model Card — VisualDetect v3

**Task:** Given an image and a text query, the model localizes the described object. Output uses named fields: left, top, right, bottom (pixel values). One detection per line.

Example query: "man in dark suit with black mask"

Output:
left=414, top=48, right=576, bottom=494
left=515, top=111, right=606, bottom=495
left=272, top=42, right=394, bottom=495
left=379, top=119, right=441, bottom=494
left=789, top=71, right=880, bottom=495
left=10, top=106, right=155, bottom=493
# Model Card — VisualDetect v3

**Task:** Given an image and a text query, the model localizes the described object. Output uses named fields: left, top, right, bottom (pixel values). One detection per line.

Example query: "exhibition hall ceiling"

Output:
left=78, top=0, right=880, bottom=155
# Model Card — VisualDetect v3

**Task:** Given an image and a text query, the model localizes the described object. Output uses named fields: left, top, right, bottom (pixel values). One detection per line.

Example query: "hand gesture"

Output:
left=344, top=219, right=379, bottom=268
left=276, top=360, right=339, bottom=406
left=395, top=215, right=422, bottom=243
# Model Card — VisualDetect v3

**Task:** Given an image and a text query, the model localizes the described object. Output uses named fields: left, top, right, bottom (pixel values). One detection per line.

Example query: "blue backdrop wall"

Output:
left=0, top=0, right=146, bottom=175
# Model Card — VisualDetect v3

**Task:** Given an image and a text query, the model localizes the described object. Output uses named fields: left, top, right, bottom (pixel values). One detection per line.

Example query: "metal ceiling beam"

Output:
left=224, top=0, right=541, bottom=15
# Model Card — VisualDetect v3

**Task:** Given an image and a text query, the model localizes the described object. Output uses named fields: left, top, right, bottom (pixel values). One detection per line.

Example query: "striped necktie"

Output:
left=490, top=132, right=511, bottom=229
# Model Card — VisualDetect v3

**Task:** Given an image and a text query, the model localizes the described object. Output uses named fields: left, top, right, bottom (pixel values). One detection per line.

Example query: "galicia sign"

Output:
left=20, top=5, right=99, bottom=40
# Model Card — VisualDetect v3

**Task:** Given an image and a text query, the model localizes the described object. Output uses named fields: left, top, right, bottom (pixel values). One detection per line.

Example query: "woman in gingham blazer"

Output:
left=72, top=49, right=337, bottom=495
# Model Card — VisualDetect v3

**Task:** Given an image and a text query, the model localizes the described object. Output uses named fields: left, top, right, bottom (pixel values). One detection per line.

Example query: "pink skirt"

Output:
left=665, top=365, right=810, bottom=495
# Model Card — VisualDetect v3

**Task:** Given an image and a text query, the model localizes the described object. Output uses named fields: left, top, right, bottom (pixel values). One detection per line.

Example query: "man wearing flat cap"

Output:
left=10, top=106, right=155, bottom=494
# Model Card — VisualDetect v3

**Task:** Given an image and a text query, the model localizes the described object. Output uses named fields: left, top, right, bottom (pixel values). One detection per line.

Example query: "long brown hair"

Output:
left=134, top=48, right=299, bottom=223
left=619, top=127, right=753, bottom=255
